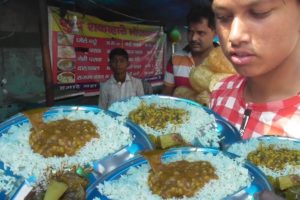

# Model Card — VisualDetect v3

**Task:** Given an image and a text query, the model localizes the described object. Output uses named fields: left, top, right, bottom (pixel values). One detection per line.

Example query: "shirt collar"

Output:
left=111, top=73, right=131, bottom=84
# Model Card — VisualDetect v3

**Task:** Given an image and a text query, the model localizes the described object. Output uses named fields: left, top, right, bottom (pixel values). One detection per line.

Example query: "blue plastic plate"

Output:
left=226, top=135, right=300, bottom=152
left=256, top=135, right=300, bottom=144
left=109, top=95, right=241, bottom=150
left=86, top=147, right=272, bottom=200
left=0, top=106, right=154, bottom=199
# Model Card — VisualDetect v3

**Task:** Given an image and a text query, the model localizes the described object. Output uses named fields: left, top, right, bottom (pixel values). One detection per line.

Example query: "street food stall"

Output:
left=0, top=0, right=300, bottom=200
left=2, top=95, right=300, bottom=199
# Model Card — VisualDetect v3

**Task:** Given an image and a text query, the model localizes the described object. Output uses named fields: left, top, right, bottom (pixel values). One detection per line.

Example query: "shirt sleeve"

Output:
left=98, top=82, right=109, bottom=109
left=136, top=79, right=145, bottom=96
left=209, top=90, right=217, bottom=109
left=163, top=58, right=175, bottom=86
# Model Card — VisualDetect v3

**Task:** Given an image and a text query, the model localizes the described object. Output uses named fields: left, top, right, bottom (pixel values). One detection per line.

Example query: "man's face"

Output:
left=212, top=0, right=300, bottom=77
left=187, top=20, right=216, bottom=55
left=109, top=55, right=129, bottom=75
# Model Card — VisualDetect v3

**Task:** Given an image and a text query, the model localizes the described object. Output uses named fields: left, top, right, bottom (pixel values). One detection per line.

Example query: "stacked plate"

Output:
left=108, top=95, right=242, bottom=150
left=226, top=136, right=300, bottom=199
left=86, top=147, right=272, bottom=200
left=4, top=96, right=293, bottom=199
left=0, top=106, right=154, bottom=199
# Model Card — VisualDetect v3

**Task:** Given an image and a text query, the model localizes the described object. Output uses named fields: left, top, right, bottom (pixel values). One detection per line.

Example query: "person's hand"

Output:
left=254, top=190, right=285, bottom=200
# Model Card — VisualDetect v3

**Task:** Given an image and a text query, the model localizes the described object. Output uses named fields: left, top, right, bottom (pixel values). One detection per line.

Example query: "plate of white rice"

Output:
left=226, top=136, right=300, bottom=178
left=108, top=95, right=241, bottom=149
left=86, top=147, right=272, bottom=200
left=0, top=106, right=154, bottom=199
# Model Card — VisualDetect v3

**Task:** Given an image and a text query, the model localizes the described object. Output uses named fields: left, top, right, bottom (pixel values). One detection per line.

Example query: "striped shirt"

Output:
left=210, top=75, right=300, bottom=139
left=99, top=73, right=144, bottom=109
left=164, top=50, right=194, bottom=89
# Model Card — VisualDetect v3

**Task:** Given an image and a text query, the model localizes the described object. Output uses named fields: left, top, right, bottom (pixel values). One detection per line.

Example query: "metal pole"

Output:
left=38, top=0, right=54, bottom=106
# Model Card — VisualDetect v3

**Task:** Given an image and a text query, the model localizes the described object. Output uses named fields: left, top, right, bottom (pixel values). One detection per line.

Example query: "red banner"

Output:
left=49, top=7, right=166, bottom=93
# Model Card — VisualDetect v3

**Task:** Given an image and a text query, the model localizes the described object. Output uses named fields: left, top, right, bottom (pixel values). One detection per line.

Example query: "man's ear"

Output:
left=108, top=62, right=113, bottom=70
left=126, top=61, right=130, bottom=68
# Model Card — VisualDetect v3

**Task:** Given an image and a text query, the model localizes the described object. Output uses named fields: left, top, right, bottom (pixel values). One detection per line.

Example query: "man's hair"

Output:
left=187, top=0, right=215, bottom=30
left=109, top=48, right=129, bottom=61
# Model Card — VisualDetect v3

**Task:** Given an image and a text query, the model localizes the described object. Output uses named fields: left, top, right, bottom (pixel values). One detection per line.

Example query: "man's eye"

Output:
left=250, top=10, right=271, bottom=18
left=215, top=15, right=232, bottom=23
left=187, top=30, right=194, bottom=34
left=198, top=31, right=206, bottom=36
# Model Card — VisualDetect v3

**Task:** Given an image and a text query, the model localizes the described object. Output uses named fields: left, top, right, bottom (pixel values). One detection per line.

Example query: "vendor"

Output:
left=161, top=2, right=216, bottom=97
left=162, top=1, right=236, bottom=106
left=98, top=48, right=144, bottom=109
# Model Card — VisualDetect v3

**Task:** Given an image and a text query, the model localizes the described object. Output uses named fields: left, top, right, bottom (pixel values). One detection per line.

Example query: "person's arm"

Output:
left=142, top=80, right=153, bottom=94
left=161, top=84, right=175, bottom=95
left=98, top=83, right=109, bottom=109
left=161, top=58, right=175, bottom=95
left=136, top=79, right=145, bottom=96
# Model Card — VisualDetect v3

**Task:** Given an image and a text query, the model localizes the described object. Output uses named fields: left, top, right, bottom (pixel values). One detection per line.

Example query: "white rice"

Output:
left=109, top=96, right=220, bottom=147
left=227, top=138, right=300, bottom=178
left=0, top=169, right=16, bottom=195
left=96, top=151, right=252, bottom=200
left=0, top=109, right=133, bottom=190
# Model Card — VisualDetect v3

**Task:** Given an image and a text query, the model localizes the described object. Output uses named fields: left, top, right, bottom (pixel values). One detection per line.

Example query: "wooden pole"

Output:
left=38, top=0, right=54, bottom=106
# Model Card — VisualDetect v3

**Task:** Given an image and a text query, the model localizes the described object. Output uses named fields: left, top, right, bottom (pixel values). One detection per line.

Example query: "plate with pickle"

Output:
left=86, top=147, right=272, bottom=200
left=226, top=136, right=300, bottom=199
left=0, top=106, right=154, bottom=199
left=108, top=95, right=241, bottom=150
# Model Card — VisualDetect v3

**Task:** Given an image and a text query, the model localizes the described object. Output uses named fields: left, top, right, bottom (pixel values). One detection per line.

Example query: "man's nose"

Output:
left=191, top=32, right=199, bottom=41
left=229, top=17, right=250, bottom=46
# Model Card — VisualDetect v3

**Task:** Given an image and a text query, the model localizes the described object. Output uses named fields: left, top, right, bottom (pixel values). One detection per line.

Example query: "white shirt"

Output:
left=98, top=73, right=144, bottom=109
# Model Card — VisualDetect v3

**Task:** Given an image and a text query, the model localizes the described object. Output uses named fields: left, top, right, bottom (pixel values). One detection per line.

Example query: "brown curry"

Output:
left=24, top=109, right=99, bottom=158
left=141, top=150, right=218, bottom=199
left=25, top=170, right=89, bottom=200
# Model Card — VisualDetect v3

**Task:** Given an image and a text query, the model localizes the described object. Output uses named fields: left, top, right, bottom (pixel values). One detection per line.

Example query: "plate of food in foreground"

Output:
left=0, top=106, right=154, bottom=199
left=86, top=147, right=272, bottom=200
left=226, top=136, right=300, bottom=199
left=108, top=95, right=241, bottom=150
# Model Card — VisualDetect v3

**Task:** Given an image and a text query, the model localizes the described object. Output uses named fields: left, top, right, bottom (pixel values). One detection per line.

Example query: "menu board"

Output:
left=48, top=7, right=166, bottom=93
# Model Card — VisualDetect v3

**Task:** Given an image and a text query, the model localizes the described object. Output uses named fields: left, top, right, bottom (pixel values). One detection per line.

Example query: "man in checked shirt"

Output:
left=210, top=1, right=300, bottom=199
left=210, top=0, right=300, bottom=140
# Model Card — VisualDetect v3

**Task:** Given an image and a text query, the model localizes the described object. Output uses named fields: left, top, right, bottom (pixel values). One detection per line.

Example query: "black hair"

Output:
left=109, top=48, right=129, bottom=61
left=187, top=0, right=215, bottom=30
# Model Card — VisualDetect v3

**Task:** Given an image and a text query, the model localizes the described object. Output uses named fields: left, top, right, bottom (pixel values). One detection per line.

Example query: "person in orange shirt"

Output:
left=162, top=1, right=216, bottom=96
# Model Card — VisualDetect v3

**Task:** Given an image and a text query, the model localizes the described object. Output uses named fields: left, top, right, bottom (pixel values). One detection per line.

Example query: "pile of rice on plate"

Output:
left=227, top=137, right=300, bottom=178
left=0, top=108, right=133, bottom=194
left=108, top=96, right=220, bottom=147
left=94, top=150, right=252, bottom=200
left=0, top=169, right=17, bottom=195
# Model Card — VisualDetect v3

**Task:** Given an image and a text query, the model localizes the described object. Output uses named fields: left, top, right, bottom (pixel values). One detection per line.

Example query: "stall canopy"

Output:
left=44, top=0, right=206, bottom=98
left=47, top=0, right=201, bottom=27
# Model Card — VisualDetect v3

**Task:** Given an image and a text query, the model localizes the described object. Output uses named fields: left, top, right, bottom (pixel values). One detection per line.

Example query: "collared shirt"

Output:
left=164, top=43, right=220, bottom=90
left=210, top=75, right=300, bottom=139
left=164, top=50, right=194, bottom=89
left=99, top=73, right=144, bottom=109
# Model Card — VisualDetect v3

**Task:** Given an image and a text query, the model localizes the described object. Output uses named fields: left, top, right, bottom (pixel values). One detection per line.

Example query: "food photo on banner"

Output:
left=48, top=7, right=166, bottom=94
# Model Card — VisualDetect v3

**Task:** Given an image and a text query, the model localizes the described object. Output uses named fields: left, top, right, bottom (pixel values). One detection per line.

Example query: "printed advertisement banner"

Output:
left=48, top=7, right=166, bottom=93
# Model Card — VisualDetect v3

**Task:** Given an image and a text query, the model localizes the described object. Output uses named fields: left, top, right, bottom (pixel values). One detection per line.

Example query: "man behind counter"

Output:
left=162, top=1, right=216, bottom=96
left=98, top=48, right=144, bottom=109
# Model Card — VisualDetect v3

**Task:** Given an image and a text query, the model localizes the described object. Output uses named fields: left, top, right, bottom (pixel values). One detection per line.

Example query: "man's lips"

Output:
left=230, top=51, right=255, bottom=66
left=190, top=43, right=202, bottom=47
